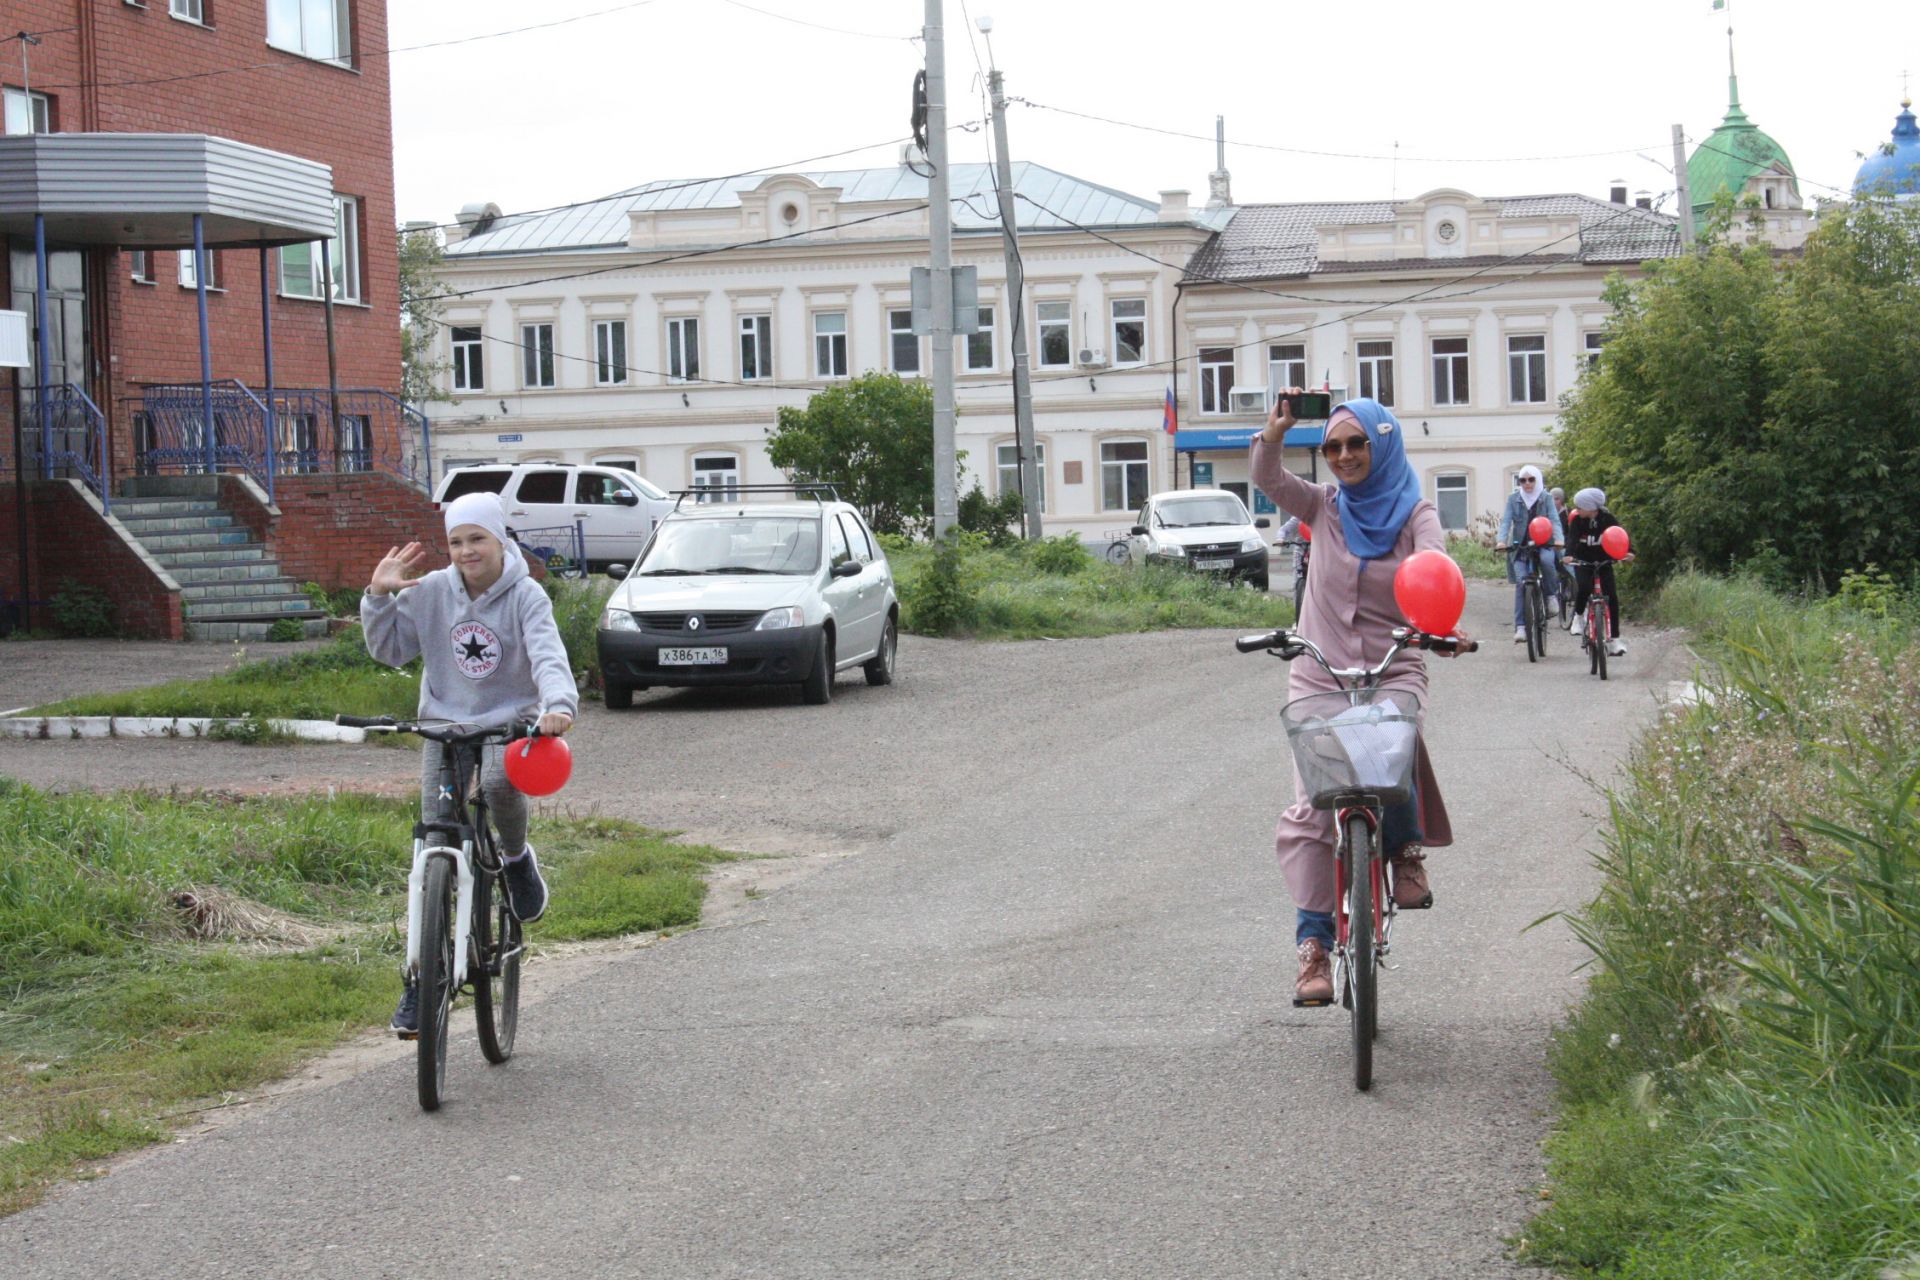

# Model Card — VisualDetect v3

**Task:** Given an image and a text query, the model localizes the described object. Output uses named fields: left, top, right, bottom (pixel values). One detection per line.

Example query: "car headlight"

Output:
left=1157, top=543, right=1186, bottom=558
left=1240, top=536, right=1266, bottom=554
left=755, top=606, right=805, bottom=630
left=600, top=608, right=639, bottom=632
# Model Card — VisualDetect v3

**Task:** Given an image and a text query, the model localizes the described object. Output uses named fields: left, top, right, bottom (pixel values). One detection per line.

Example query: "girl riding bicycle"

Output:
left=1495, top=466, right=1564, bottom=643
left=1565, top=487, right=1631, bottom=657
left=1254, top=392, right=1464, bottom=1004
left=361, top=491, right=579, bottom=1035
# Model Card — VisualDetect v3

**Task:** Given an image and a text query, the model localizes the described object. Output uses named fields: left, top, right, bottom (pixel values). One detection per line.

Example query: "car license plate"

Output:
left=659, top=646, right=727, bottom=665
left=1196, top=557, right=1233, bottom=570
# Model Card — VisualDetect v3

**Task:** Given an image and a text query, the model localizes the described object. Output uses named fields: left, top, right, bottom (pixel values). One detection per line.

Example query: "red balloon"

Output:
left=504, top=734, right=572, bottom=796
left=1393, top=549, right=1467, bottom=636
left=1528, top=515, right=1553, bottom=546
left=1600, top=525, right=1631, bottom=560
left=1300, top=522, right=1313, bottom=543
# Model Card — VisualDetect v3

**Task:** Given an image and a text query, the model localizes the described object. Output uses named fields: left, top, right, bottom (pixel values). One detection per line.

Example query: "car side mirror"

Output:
left=605, top=563, right=629, bottom=580
left=830, top=560, right=862, bottom=578
left=1254, top=517, right=1271, bottom=529
left=613, top=491, right=638, bottom=506
left=1129, top=525, right=1148, bottom=537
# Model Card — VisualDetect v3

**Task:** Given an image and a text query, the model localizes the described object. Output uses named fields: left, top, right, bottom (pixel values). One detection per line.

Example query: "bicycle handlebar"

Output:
left=334, top=714, right=536, bottom=744
left=1233, top=626, right=1476, bottom=682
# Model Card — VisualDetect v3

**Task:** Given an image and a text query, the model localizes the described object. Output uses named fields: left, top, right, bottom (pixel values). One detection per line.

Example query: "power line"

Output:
left=1014, top=97, right=1667, bottom=166
left=715, top=0, right=917, bottom=42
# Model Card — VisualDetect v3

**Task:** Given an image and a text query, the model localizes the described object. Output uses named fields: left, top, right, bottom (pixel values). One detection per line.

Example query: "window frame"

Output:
left=266, top=0, right=354, bottom=68
left=169, top=0, right=208, bottom=25
left=691, top=452, right=742, bottom=503
left=1099, top=437, right=1151, bottom=512
left=1110, top=298, right=1147, bottom=367
left=1430, top=335, right=1470, bottom=407
left=1266, top=343, right=1307, bottom=398
left=994, top=440, right=1046, bottom=514
left=129, top=250, right=154, bottom=285
left=813, top=311, right=848, bottom=379
left=1506, top=333, right=1548, bottom=404
left=278, top=194, right=361, bottom=303
left=888, top=308, right=921, bottom=375
left=965, top=304, right=995, bottom=372
left=1583, top=331, right=1608, bottom=369
left=1356, top=339, right=1395, bottom=407
left=2, top=86, right=50, bottom=135
left=667, top=315, right=701, bottom=383
left=1433, top=472, right=1469, bottom=531
left=1036, top=300, right=1072, bottom=369
left=450, top=325, right=484, bottom=392
left=738, top=313, right=773, bottom=381
left=593, top=319, right=629, bottom=386
left=177, top=247, right=224, bottom=291
left=520, top=322, right=556, bottom=389
left=1198, top=347, right=1236, bottom=416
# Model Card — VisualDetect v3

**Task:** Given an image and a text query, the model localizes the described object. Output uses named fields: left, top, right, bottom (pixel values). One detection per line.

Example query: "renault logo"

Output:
left=688, top=615, right=702, bottom=632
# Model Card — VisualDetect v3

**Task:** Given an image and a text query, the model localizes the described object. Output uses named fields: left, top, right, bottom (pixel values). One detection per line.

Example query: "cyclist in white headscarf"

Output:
left=1495, top=465, right=1564, bottom=643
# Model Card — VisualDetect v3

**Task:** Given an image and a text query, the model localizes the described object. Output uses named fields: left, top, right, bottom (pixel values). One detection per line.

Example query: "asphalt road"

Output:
left=2, top=583, right=1692, bottom=1279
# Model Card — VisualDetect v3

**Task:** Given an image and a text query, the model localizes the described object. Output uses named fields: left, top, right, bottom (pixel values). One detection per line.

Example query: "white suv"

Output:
left=1124, top=488, right=1273, bottom=590
left=596, top=492, right=899, bottom=708
left=433, top=463, right=674, bottom=569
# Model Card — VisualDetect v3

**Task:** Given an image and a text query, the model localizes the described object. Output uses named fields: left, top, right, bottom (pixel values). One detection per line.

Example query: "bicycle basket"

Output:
left=1281, top=687, right=1422, bottom=809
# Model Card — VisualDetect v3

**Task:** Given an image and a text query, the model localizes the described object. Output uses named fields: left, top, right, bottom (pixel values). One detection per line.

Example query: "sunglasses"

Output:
left=1321, top=435, right=1371, bottom=459
left=1519, top=477, right=1538, bottom=485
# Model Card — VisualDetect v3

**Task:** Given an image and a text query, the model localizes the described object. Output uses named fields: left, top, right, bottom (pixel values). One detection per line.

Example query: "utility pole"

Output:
left=986, top=59, right=1041, bottom=539
left=1672, top=124, right=1695, bottom=249
left=924, top=0, right=957, bottom=538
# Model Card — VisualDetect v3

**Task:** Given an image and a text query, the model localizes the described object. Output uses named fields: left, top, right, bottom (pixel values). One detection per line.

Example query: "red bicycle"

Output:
left=1236, top=624, right=1475, bottom=1090
left=1568, top=558, right=1612, bottom=681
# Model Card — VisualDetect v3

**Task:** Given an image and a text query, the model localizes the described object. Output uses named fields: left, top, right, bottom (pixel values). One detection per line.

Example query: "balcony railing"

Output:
left=5, top=384, right=113, bottom=512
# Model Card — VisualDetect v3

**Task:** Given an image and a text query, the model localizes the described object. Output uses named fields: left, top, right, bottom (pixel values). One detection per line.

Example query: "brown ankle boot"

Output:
left=1294, top=938, right=1333, bottom=1006
left=1390, top=845, right=1433, bottom=910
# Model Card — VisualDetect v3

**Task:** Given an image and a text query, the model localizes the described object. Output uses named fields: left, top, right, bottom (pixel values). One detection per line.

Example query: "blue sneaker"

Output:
left=390, top=980, right=419, bottom=1037
left=502, top=845, right=548, bottom=924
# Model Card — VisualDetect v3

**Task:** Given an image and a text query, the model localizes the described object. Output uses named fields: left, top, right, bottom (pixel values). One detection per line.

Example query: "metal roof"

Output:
left=1184, top=194, right=1680, bottom=283
left=447, top=162, right=1180, bottom=257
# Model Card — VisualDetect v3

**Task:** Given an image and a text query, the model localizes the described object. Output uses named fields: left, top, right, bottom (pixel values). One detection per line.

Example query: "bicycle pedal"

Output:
left=394, top=1030, right=419, bottom=1042
left=1292, top=995, right=1334, bottom=1008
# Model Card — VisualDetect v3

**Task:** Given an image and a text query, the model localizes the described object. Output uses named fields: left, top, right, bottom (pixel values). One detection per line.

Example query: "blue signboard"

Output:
left=496, top=433, right=523, bottom=443
left=1252, top=488, right=1277, bottom=515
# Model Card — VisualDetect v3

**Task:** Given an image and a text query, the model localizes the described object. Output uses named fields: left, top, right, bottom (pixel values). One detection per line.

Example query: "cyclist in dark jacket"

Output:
left=1565, top=487, right=1630, bottom=656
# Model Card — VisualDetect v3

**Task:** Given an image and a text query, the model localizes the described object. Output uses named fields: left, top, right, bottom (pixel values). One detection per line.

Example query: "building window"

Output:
left=966, top=305, right=995, bottom=372
left=739, top=314, right=772, bottom=380
left=129, top=251, right=154, bottom=284
left=1111, top=298, right=1146, bottom=365
left=1583, top=331, right=1608, bottom=368
left=451, top=325, right=484, bottom=391
left=813, top=311, right=847, bottom=378
left=889, top=309, right=921, bottom=375
left=594, top=457, right=639, bottom=473
left=2, top=87, right=50, bottom=135
left=593, top=320, right=628, bottom=386
left=1434, top=473, right=1469, bottom=531
left=267, top=0, right=353, bottom=67
left=667, top=316, right=700, bottom=383
left=1431, top=336, right=1470, bottom=406
left=692, top=453, right=740, bottom=503
left=1267, top=343, right=1306, bottom=396
left=279, top=194, right=360, bottom=302
left=169, top=0, right=206, bottom=23
left=1507, top=334, right=1547, bottom=403
left=521, top=322, right=555, bottom=388
left=1101, top=439, right=1150, bottom=511
left=178, top=248, right=223, bottom=290
left=996, top=441, right=1046, bottom=514
left=1036, top=301, right=1071, bottom=369
left=1198, top=348, right=1235, bottom=415
left=1357, top=340, right=1395, bottom=406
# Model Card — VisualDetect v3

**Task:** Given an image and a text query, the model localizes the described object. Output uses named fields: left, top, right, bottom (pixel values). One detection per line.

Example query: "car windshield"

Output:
left=1156, top=496, right=1249, bottom=528
left=638, top=515, right=820, bottom=575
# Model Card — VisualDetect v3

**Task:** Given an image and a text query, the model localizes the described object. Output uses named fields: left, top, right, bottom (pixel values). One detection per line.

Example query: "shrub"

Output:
left=902, top=533, right=976, bottom=636
left=265, top=618, right=305, bottom=643
left=1027, top=533, right=1093, bottom=575
left=49, top=579, right=116, bottom=638
left=956, top=484, right=1024, bottom=547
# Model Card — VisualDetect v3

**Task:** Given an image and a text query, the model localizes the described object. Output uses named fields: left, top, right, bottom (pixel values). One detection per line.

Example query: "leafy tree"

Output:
left=767, top=372, right=944, bottom=536
left=957, top=483, right=1023, bottom=546
left=1551, top=197, right=1920, bottom=588
left=398, top=225, right=450, bottom=405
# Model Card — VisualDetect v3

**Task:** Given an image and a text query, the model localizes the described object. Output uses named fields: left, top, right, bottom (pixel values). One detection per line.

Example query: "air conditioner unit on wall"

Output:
left=1228, top=386, right=1270, bottom=416
left=1076, top=347, right=1108, bottom=368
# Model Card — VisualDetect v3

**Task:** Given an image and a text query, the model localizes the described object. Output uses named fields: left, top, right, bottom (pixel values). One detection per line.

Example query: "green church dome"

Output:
left=1688, top=74, right=1798, bottom=216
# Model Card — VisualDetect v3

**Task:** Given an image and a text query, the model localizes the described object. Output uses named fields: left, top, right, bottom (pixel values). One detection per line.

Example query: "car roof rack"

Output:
left=669, top=483, right=839, bottom=511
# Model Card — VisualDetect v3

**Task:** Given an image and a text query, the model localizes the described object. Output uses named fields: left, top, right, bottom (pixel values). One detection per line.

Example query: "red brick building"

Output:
left=2, top=0, right=439, bottom=639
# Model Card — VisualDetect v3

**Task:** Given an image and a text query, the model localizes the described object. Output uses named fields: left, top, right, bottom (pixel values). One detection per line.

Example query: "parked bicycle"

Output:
left=336, top=714, right=531, bottom=1111
left=1236, top=622, right=1476, bottom=1090
left=1497, top=535, right=1554, bottom=663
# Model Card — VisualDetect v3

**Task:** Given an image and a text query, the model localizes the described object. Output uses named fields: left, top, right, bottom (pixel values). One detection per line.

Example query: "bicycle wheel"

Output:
left=1532, top=580, right=1549, bottom=657
left=1523, top=581, right=1540, bottom=663
left=1293, top=576, right=1306, bottom=620
left=1343, top=813, right=1377, bottom=1092
left=1595, top=605, right=1609, bottom=682
left=472, top=860, right=522, bottom=1065
left=416, top=855, right=456, bottom=1111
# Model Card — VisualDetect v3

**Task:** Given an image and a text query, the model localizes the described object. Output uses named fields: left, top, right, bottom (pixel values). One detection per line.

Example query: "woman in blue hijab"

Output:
left=1251, top=391, right=1466, bottom=1006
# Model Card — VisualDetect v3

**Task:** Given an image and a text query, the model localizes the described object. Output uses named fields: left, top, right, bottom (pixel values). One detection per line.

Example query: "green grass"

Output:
left=885, top=534, right=1295, bottom=639
left=0, top=779, right=742, bottom=1215
left=1522, top=571, right=1920, bottom=1278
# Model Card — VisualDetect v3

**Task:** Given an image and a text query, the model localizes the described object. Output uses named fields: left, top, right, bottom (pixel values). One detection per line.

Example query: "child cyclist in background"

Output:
left=361, top=491, right=579, bottom=1035
left=1565, top=487, right=1631, bottom=657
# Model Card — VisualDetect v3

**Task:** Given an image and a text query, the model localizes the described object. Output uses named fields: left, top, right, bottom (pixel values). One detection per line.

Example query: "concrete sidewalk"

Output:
left=0, top=636, right=332, bottom=713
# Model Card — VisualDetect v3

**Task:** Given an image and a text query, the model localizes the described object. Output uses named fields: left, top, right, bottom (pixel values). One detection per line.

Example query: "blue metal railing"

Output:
left=137, top=379, right=273, bottom=489
left=18, top=384, right=112, bottom=514
left=507, top=522, right=587, bottom=579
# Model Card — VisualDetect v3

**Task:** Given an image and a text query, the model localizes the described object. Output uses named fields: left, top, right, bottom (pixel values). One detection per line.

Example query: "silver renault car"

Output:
left=596, top=488, right=899, bottom=708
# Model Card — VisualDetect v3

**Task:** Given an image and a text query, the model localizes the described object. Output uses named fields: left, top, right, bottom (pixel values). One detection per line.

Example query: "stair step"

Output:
left=151, top=544, right=269, bottom=566
left=140, top=528, right=254, bottom=551
left=182, top=595, right=321, bottom=620
left=179, top=578, right=305, bottom=602
left=112, top=499, right=223, bottom=520
left=118, top=513, right=238, bottom=535
left=169, top=561, right=288, bottom=584
left=188, top=617, right=332, bottom=643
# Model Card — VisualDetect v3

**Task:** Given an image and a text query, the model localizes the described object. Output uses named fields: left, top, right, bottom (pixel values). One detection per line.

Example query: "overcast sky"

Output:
left=389, top=0, right=1916, bottom=231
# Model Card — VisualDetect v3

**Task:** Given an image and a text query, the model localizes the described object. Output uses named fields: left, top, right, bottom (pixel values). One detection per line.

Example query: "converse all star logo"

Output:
left=452, top=620, right=502, bottom=679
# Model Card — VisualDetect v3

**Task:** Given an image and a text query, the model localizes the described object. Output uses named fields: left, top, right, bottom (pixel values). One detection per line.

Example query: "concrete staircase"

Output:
left=114, top=482, right=329, bottom=642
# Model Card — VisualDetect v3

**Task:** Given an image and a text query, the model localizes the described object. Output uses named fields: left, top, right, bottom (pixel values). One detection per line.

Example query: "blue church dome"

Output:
left=1855, top=98, right=1920, bottom=197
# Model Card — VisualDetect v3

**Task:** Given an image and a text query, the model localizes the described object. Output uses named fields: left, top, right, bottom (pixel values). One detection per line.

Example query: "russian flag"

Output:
left=1162, top=380, right=1178, bottom=434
